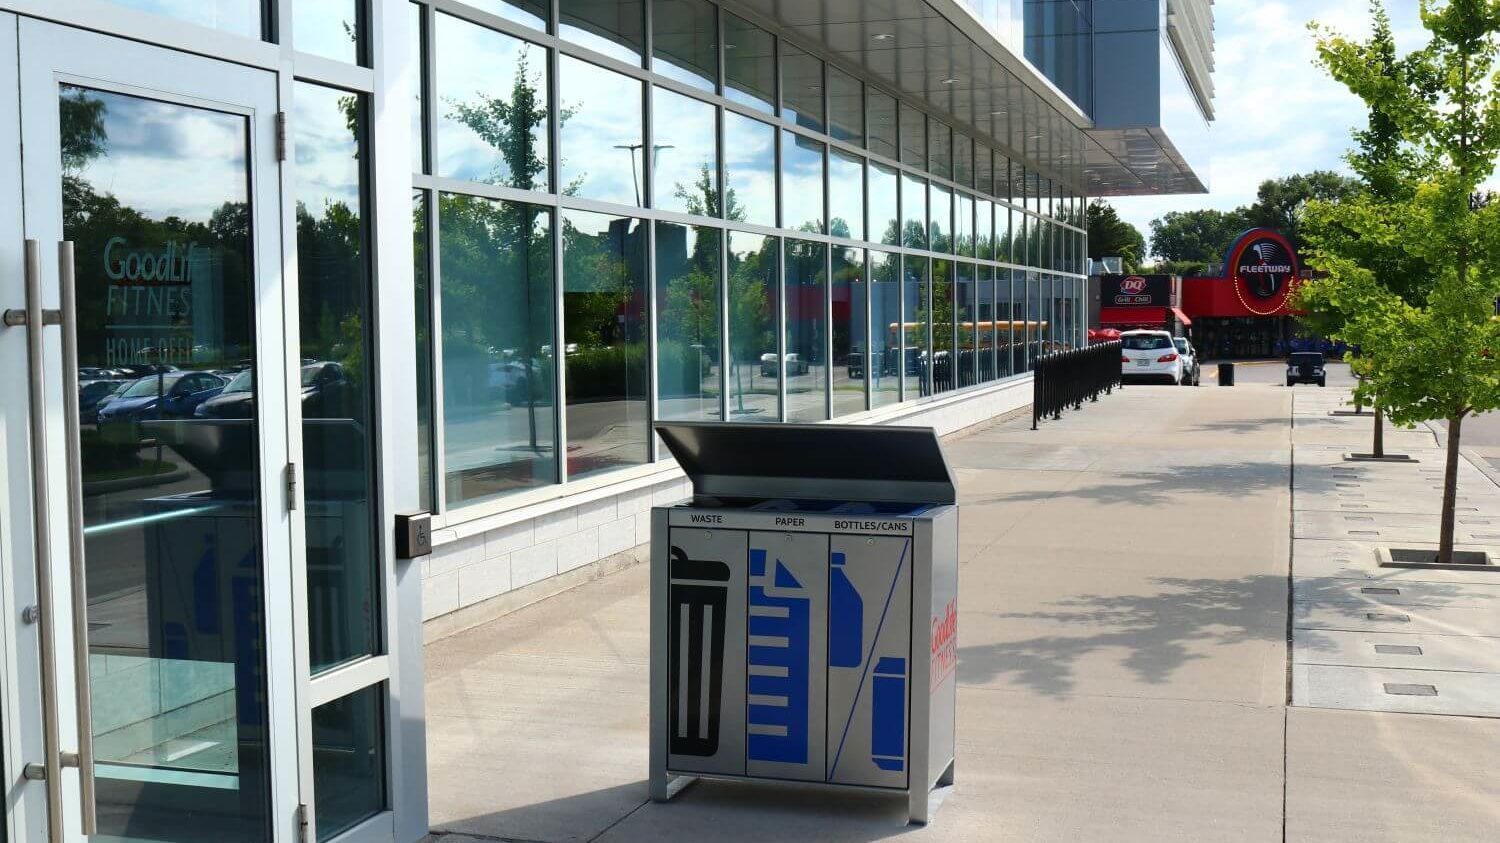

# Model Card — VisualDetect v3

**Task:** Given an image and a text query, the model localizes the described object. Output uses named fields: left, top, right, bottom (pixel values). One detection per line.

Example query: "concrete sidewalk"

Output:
left=424, top=383, right=1498, bottom=842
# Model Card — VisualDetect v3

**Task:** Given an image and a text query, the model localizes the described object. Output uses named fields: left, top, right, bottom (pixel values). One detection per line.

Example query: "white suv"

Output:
left=1120, top=330, right=1185, bottom=385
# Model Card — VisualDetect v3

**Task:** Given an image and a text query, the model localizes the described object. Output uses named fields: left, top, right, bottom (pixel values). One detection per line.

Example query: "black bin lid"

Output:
left=655, top=422, right=956, bottom=505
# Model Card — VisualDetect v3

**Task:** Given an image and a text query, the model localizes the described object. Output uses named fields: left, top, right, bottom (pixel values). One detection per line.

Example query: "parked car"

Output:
left=1173, top=337, right=1202, bottom=387
left=760, top=352, right=810, bottom=377
left=1120, top=330, right=1185, bottom=385
left=98, top=371, right=226, bottom=428
left=78, top=379, right=127, bottom=426
left=1286, top=351, right=1327, bottom=387
left=195, top=368, right=255, bottom=419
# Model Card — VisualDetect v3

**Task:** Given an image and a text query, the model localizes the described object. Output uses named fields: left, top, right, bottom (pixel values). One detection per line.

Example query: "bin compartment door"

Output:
left=826, top=535, right=912, bottom=788
left=744, top=532, right=828, bottom=782
left=667, top=528, right=748, bottom=775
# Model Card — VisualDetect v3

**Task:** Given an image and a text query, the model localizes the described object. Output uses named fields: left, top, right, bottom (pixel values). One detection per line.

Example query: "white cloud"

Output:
left=1110, top=0, right=1427, bottom=256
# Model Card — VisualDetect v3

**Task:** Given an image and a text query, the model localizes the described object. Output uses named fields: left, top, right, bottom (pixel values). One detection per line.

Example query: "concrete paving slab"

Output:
left=1290, top=538, right=1500, bottom=584
left=1285, top=707, right=1500, bottom=842
left=1294, top=509, right=1500, bottom=543
left=1294, top=663, right=1500, bottom=717
left=1294, top=601, right=1500, bottom=637
left=1294, top=628, right=1500, bottom=673
left=1293, top=575, right=1500, bottom=608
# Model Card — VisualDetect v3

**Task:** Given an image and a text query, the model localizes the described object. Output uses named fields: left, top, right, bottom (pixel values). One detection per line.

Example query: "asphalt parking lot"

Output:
left=1202, top=359, right=1356, bottom=389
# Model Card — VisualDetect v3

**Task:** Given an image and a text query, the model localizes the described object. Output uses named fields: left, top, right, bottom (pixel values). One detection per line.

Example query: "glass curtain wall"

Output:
left=410, top=0, right=1087, bottom=514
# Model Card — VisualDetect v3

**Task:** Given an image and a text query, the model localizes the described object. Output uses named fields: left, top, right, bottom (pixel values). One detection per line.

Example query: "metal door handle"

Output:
left=6, top=239, right=66, bottom=841
left=5, top=241, right=97, bottom=838
left=58, top=241, right=98, bottom=835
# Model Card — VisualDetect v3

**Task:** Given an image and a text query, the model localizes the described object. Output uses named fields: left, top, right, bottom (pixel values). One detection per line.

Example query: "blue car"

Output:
left=98, top=371, right=227, bottom=429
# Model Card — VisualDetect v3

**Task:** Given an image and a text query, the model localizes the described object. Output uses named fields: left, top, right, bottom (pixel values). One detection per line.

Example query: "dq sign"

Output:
left=1226, top=228, right=1299, bottom=315
left=1102, top=274, right=1174, bottom=306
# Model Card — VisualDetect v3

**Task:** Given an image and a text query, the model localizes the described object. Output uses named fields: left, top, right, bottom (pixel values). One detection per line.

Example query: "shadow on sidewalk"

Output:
left=433, top=779, right=923, bottom=843
left=959, top=575, right=1297, bottom=696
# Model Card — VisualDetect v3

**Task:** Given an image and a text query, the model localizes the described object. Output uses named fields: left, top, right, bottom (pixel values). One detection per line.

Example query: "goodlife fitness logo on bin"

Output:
left=930, top=599, right=958, bottom=692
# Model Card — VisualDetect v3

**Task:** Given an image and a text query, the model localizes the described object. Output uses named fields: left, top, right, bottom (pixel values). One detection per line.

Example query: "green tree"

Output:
left=1149, top=208, right=1252, bottom=264
left=1085, top=200, right=1145, bottom=272
left=1297, top=2, right=1433, bottom=456
left=1245, top=171, right=1363, bottom=249
left=1303, top=0, right=1500, bottom=565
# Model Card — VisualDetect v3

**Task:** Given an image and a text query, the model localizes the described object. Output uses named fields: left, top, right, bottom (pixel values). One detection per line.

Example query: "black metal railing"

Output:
left=1032, top=341, right=1124, bottom=429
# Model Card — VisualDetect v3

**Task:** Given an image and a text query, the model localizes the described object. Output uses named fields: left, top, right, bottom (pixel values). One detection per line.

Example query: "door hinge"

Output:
left=296, top=803, right=310, bottom=843
left=276, top=111, right=289, bottom=162
left=286, top=462, right=299, bottom=511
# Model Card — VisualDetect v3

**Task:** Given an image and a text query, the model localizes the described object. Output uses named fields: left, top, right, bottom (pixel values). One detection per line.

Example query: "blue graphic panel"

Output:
left=829, top=553, right=863, bottom=668
left=746, top=548, right=812, bottom=765
left=871, top=658, right=906, bottom=771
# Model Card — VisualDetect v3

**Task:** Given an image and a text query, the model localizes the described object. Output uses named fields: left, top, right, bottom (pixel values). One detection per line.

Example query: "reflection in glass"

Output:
left=724, top=13, right=776, bottom=113
left=782, top=131, right=825, bottom=234
left=928, top=120, right=952, bottom=181
left=903, top=255, right=929, bottom=400
left=869, top=251, right=901, bottom=408
left=727, top=232, right=779, bottom=422
left=931, top=259, right=954, bottom=393
left=415, top=192, right=434, bottom=512
left=976, top=199, right=994, bottom=261
left=1012, top=211, right=1027, bottom=265
left=652, top=87, right=718, bottom=217
left=434, top=13, right=549, bottom=191
left=975, top=144, right=994, bottom=196
left=466, top=0, right=549, bottom=31
left=294, top=0, right=362, bottom=64
left=1026, top=271, right=1041, bottom=369
left=654, top=0, right=717, bottom=91
left=560, top=56, right=645, bottom=206
left=781, top=43, right=824, bottom=133
left=998, top=205, right=1012, bottom=266
left=901, top=173, right=926, bottom=249
left=440, top=194, right=557, bottom=504
left=956, top=263, right=976, bottom=388
left=785, top=239, right=828, bottom=422
left=929, top=183, right=952, bottom=254
left=870, top=162, right=900, bottom=247
left=656, top=222, right=722, bottom=420
left=560, top=0, right=644, bottom=64
left=956, top=193, right=974, bottom=258
left=998, top=269, right=1016, bottom=377
left=724, top=111, right=776, bottom=227
left=899, top=101, right=925, bottom=167
left=978, top=266, right=997, bottom=382
left=312, top=685, right=386, bottom=841
left=828, top=66, right=863, bottom=145
left=64, top=84, right=269, bottom=840
left=868, top=89, right=898, bottom=160
left=562, top=210, right=649, bottom=478
left=953, top=133, right=973, bottom=188
left=103, top=0, right=260, bottom=38
left=294, top=83, right=380, bottom=674
left=832, top=247, right=867, bottom=417
left=828, top=148, right=864, bottom=241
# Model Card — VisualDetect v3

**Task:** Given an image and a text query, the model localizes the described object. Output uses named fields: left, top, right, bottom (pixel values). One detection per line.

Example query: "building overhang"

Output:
left=724, top=0, right=1209, bottom=198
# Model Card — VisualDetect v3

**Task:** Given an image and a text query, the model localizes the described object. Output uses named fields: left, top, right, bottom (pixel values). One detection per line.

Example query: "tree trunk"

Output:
left=1373, top=405, right=1385, bottom=459
left=1438, top=415, right=1463, bottom=566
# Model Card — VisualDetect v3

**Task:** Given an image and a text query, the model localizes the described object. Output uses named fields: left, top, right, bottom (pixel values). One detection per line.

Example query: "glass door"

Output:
left=2, top=17, right=301, bottom=842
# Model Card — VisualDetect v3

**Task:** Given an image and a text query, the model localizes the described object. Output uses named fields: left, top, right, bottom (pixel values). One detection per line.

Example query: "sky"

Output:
left=1111, top=0, right=1429, bottom=258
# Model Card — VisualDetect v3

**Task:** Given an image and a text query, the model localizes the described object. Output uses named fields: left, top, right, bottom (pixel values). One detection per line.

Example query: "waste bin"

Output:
left=649, top=422, right=959, bottom=825
left=1218, top=362, right=1235, bottom=386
